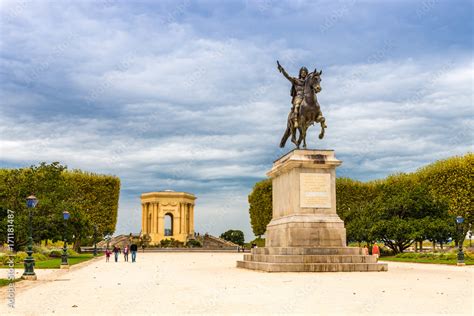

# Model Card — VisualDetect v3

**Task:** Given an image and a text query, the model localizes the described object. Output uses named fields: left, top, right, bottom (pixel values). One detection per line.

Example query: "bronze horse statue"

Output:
left=280, top=70, right=326, bottom=149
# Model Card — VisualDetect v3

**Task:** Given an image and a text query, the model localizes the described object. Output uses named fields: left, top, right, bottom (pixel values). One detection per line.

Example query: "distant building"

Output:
left=140, top=190, right=196, bottom=245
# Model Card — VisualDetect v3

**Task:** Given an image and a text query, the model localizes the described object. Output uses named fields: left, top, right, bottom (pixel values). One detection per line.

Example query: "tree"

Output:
left=0, top=162, right=120, bottom=250
left=425, top=217, right=456, bottom=249
left=417, top=153, right=473, bottom=245
left=336, top=178, right=380, bottom=246
left=370, top=173, right=449, bottom=254
left=345, top=201, right=377, bottom=247
left=336, top=177, right=379, bottom=222
left=220, top=229, right=245, bottom=245
left=248, top=179, right=272, bottom=238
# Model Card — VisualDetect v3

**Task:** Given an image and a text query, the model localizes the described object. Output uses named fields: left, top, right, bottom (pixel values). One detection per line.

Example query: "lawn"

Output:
left=0, top=254, right=97, bottom=269
left=33, top=254, right=96, bottom=269
left=0, top=278, right=21, bottom=287
left=381, top=256, right=474, bottom=265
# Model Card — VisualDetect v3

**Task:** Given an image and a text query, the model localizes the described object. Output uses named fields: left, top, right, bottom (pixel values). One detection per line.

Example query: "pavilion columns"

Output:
left=190, top=203, right=194, bottom=235
left=183, top=203, right=187, bottom=235
left=144, top=203, right=151, bottom=234
left=156, top=202, right=161, bottom=234
left=173, top=209, right=181, bottom=237
left=157, top=203, right=164, bottom=236
left=179, top=202, right=184, bottom=234
left=146, top=204, right=150, bottom=233
left=150, top=202, right=155, bottom=233
left=141, top=203, right=146, bottom=234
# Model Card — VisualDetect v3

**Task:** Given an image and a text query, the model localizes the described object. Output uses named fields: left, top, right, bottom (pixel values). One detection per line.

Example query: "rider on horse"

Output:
left=277, top=61, right=308, bottom=128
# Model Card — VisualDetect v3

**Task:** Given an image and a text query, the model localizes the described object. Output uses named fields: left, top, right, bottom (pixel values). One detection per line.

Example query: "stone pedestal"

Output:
left=237, top=149, right=387, bottom=272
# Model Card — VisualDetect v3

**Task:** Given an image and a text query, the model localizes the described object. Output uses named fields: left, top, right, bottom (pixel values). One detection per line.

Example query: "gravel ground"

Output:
left=0, top=252, right=472, bottom=315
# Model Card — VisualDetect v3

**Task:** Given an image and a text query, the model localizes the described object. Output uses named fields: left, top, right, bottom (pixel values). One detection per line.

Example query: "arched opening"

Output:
left=164, top=213, right=173, bottom=236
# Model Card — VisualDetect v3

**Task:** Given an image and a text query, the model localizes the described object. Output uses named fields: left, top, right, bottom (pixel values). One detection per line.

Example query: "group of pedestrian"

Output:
left=105, top=243, right=139, bottom=263
left=363, top=243, right=380, bottom=261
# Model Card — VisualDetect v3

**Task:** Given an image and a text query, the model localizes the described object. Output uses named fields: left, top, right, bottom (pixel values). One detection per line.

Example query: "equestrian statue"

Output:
left=277, top=60, right=327, bottom=149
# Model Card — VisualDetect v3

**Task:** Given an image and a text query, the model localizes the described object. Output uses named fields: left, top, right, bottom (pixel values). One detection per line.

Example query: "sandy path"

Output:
left=0, top=253, right=472, bottom=315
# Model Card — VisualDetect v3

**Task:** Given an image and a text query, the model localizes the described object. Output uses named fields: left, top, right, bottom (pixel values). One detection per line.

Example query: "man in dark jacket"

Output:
left=130, top=243, right=138, bottom=262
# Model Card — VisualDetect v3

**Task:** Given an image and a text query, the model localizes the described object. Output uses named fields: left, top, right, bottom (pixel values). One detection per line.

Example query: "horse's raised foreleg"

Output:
left=316, top=115, right=326, bottom=139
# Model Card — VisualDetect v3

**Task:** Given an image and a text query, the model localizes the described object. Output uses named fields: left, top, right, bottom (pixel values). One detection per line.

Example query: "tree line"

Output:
left=0, top=162, right=120, bottom=251
left=248, top=153, right=472, bottom=253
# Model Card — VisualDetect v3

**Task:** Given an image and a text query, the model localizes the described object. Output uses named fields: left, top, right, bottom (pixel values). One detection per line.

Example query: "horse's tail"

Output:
left=280, top=126, right=291, bottom=148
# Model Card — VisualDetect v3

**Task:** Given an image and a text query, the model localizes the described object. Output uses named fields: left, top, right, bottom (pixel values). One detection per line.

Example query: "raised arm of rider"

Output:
left=280, top=67, right=295, bottom=84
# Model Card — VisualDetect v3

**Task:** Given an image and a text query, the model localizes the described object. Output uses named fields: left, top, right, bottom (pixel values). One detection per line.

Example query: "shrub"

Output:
left=49, top=250, right=62, bottom=258
left=379, top=247, right=394, bottom=257
left=1, top=253, right=13, bottom=265
left=33, top=253, right=47, bottom=261
left=49, top=248, right=79, bottom=257
left=160, top=238, right=184, bottom=248
left=33, top=245, right=51, bottom=256
left=186, top=239, right=202, bottom=248
left=67, top=249, right=79, bottom=256
left=2, top=251, right=27, bottom=264
left=395, top=251, right=471, bottom=261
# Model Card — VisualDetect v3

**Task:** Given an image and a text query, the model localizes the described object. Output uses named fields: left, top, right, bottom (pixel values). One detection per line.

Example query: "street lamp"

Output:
left=469, top=224, right=472, bottom=248
left=93, top=225, right=98, bottom=256
left=61, top=211, right=70, bottom=269
left=22, top=195, right=38, bottom=280
left=455, top=216, right=465, bottom=266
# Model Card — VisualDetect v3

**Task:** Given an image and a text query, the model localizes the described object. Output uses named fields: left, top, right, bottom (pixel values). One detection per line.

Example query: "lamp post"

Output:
left=61, top=211, right=70, bottom=269
left=455, top=216, right=465, bottom=266
left=93, top=225, right=98, bottom=256
left=469, top=223, right=472, bottom=248
left=22, top=195, right=38, bottom=280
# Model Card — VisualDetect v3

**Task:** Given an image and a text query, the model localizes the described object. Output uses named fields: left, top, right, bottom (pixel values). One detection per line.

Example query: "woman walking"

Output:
left=123, top=245, right=129, bottom=262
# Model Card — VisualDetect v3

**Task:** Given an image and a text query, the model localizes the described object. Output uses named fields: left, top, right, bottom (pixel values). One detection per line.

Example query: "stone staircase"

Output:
left=198, top=234, right=239, bottom=249
left=96, top=235, right=133, bottom=248
left=237, top=247, right=388, bottom=272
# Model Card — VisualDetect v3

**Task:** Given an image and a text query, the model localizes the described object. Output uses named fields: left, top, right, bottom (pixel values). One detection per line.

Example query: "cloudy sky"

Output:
left=0, top=0, right=472, bottom=240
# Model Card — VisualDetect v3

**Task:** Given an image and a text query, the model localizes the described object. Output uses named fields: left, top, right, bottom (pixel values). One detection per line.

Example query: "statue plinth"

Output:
left=265, top=149, right=345, bottom=247
left=237, top=149, right=387, bottom=272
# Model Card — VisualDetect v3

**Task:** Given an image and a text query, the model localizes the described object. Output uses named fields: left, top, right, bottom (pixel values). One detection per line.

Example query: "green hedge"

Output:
left=0, top=162, right=120, bottom=250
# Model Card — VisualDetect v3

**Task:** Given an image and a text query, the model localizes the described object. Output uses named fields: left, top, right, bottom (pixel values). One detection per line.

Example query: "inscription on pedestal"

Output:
left=300, top=173, right=331, bottom=208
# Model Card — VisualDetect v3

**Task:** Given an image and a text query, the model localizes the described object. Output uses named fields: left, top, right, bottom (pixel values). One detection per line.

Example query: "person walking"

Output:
left=372, top=243, right=380, bottom=261
left=130, top=243, right=138, bottom=262
left=123, top=245, right=129, bottom=262
left=105, top=248, right=111, bottom=262
left=113, top=245, right=121, bottom=262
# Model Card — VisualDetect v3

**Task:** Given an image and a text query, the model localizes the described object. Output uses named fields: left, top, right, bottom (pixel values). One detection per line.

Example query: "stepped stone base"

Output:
left=265, top=214, right=346, bottom=247
left=21, top=274, right=37, bottom=280
left=237, top=247, right=388, bottom=272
